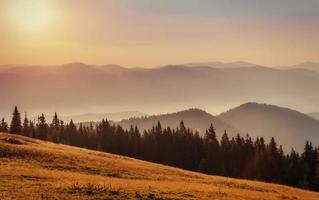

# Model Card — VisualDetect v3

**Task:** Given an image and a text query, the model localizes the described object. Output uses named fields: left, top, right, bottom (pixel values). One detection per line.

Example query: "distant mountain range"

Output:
left=184, top=61, right=260, bottom=68
left=2, top=60, right=319, bottom=152
left=1, top=61, right=319, bottom=116
left=290, top=62, right=319, bottom=73
left=120, top=103, right=319, bottom=152
left=279, top=62, right=319, bottom=73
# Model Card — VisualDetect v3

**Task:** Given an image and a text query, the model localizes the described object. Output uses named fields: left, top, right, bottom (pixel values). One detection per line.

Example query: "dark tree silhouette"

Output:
left=22, top=112, right=30, bottom=136
left=203, top=123, right=220, bottom=173
left=303, top=142, right=318, bottom=189
left=36, top=114, right=48, bottom=140
left=0, top=118, right=8, bottom=132
left=9, top=106, right=22, bottom=134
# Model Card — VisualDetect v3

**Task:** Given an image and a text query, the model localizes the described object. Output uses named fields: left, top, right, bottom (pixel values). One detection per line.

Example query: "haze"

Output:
left=1, top=0, right=319, bottom=67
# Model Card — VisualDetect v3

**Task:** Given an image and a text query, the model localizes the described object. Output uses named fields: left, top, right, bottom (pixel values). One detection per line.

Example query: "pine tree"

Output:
left=286, top=149, right=302, bottom=187
left=302, top=141, right=317, bottom=189
left=29, top=120, right=36, bottom=138
left=0, top=118, right=8, bottom=132
left=22, top=112, right=30, bottom=136
left=49, top=112, right=61, bottom=142
left=204, top=123, right=220, bottom=174
left=220, top=131, right=231, bottom=175
left=9, top=106, right=22, bottom=134
left=266, top=137, right=279, bottom=182
left=67, top=119, right=77, bottom=145
left=254, top=137, right=267, bottom=180
left=51, top=112, right=60, bottom=130
left=36, top=114, right=48, bottom=140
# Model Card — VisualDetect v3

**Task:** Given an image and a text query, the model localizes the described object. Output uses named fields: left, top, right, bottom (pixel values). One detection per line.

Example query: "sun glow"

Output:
left=10, top=0, right=52, bottom=32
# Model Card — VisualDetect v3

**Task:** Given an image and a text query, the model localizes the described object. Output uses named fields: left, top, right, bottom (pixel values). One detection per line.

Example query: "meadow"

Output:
left=0, top=132, right=318, bottom=200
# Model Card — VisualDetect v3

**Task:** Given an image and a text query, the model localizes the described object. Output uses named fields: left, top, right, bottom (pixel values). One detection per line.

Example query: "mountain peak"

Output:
left=184, top=61, right=258, bottom=68
left=219, top=102, right=319, bottom=152
left=119, top=108, right=238, bottom=136
left=61, top=62, right=92, bottom=69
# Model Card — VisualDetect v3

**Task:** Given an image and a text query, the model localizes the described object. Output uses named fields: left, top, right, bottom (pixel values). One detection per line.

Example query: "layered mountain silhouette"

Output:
left=290, top=62, right=319, bottom=73
left=1, top=62, right=319, bottom=116
left=119, top=108, right=238, bottom=137
left=219, top=103, right=319, bottom=152
left=184, top=61, right=259, bottom=68
left=117, top=103, right=319, bottom=152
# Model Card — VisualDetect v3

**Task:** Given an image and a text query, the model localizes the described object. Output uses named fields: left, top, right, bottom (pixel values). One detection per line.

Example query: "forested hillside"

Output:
left=2, top=106, right=319, bottom=191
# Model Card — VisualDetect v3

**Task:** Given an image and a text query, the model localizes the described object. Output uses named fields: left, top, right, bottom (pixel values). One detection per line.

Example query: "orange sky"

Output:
left=1, top=0, right=319, bottom=67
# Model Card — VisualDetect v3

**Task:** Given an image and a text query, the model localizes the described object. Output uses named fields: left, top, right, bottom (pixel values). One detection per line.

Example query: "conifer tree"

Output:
left=0, top=118, right=8, bottom=132
left=303, top=141, right=317, bottom=189
left=29, top=120, right=36, bottom=138
left=49, top=112, right=61, bottom=142
left=204, top=123, right=220, bottom=173
left=67, top=119, right=77, bottom=145
left=51, top=112, right=60, bottom=130
left=285, top=149, right=302, bottom=187
left=220, top=131, right=231, bottom=175
left=36, top=114, right=48, bottom=140
left=22, top=112, right=30, bottom=136
left=266, top=137, right=279, bottom=181
left=9, top=106, right=22, bottom=134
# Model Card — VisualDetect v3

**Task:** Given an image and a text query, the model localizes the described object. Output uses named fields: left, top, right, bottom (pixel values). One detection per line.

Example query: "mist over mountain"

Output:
left=1, top=62, right=319, bottom=116
left=218, top=103, right=319, bottom=152
left=64, top=111, right=146, bottom=123
left=307, top=112, right=319, bottom=121
left=184, top=61, right=259, bottom=68
left=119, top=108, right=238, bottom=137
left=291, top=62, right=319, bottom=73
left=1, top=111, right=145, bottom=126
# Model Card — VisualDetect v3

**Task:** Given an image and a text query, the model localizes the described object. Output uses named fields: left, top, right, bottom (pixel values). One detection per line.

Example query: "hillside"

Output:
left=119, top=108, right=238, bottom=137
left=1, top=133, right=318, bottom=200
left=184, top=61, right=259, bottom=68
left=290, top=62, right=319, bottom=73
left=307, top=112, right=319, bottom=121
left=219, top=103, right=319, bottom=152
left=2, top=63, right=319, bottom=115
left=62, top=111, right=146, bottom=123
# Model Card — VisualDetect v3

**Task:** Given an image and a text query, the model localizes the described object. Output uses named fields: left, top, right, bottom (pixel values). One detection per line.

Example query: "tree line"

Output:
left=1, top=106, right=319, bottom=191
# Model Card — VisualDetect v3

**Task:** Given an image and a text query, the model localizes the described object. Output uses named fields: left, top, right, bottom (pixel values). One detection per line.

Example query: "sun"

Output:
left=10, top=0, right=52, bottom=32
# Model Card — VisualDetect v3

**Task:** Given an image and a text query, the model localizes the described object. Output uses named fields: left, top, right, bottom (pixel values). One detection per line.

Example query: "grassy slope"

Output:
left=0, top=133, right=318, bottom=200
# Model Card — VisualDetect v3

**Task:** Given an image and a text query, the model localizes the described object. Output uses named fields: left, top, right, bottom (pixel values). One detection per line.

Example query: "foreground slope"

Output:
left=1, top=133, right=318, bottom=200
left=219, top=103, right=319, bottom=152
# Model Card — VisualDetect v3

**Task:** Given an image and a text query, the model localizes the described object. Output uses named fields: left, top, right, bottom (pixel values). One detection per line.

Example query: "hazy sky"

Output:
left=1, top=0, right=319, bottom=67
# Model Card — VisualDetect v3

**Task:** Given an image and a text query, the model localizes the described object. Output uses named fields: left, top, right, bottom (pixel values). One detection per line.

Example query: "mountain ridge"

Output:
left=119, top=108, right=239, bottom=137
left=1, top=62, right=319, bottom=115
left=218, top=102, right=319, bottom=152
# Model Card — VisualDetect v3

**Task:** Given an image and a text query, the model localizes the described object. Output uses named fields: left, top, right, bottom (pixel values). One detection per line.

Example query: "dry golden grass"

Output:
left=0, top=133, right=318, bottom=200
